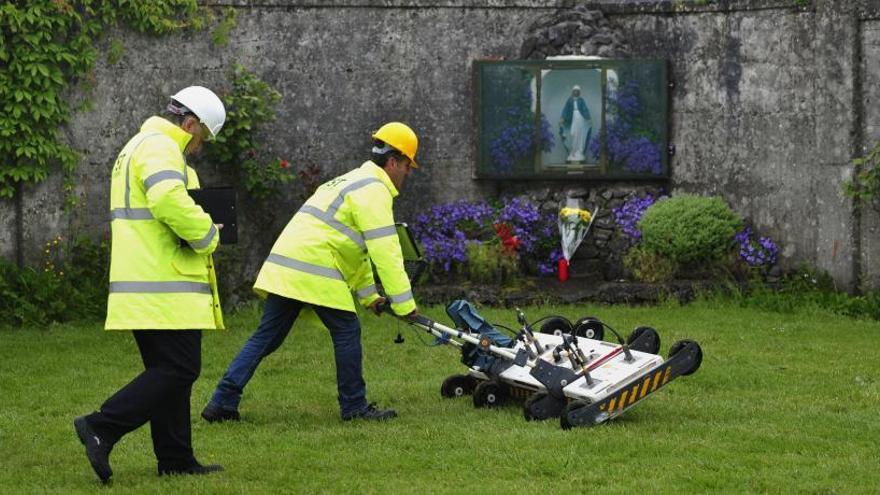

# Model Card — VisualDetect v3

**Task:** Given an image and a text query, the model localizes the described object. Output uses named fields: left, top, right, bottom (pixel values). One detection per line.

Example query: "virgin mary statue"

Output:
left=560, top=85, right=592, bottom=162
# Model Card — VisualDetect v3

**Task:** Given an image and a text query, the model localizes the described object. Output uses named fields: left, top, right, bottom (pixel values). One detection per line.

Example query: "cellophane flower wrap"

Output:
left=558, top=202, right=594, bottom=261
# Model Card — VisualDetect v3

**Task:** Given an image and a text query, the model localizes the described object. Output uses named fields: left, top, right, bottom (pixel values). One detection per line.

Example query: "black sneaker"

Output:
left=73, top=416, right=113, bottom=484
left=201, top=403, right=240, bottom=423
left=158, top=462, right=224, bottom=476
left=342, top=403, right=398, bottom=421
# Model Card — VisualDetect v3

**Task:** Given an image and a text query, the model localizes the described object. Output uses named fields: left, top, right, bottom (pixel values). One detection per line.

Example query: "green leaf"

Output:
left=0, top=0, right=204, bottom=199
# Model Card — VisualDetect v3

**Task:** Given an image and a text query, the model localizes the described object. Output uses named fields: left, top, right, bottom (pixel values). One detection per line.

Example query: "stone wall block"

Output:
left=0, top=3, right=872, bottom=291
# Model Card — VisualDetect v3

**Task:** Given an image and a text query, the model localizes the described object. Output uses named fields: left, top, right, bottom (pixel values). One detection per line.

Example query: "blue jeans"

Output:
left=209, top=293, right=368, bottom=418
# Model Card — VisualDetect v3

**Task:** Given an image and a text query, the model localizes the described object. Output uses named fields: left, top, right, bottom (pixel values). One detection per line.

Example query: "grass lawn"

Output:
left=1, top=298, right=879, bottom=494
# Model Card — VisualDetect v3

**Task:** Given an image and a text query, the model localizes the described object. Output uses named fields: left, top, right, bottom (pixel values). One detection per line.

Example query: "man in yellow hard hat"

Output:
left=201, top=122, right=419, bottom=423
left=73, top=86, right=226, bottom=484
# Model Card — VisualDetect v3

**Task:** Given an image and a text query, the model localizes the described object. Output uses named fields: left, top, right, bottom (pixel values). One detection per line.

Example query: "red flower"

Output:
left=279, top=159, right=290, bottom=169
left=494, top=223, right=520, bottom=254
left=502, top=235, right=521, bottom=253
left=494, top=223, right=512, bottom=239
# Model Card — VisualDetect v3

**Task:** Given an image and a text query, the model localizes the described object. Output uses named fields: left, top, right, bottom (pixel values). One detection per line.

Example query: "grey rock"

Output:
left=597, top=45, right=615, bottom=57
left=592, top=228, right=613, bottom=241
left=592, top=33, right=614, bottom=45
left=566, top=187, right=588, bottom=198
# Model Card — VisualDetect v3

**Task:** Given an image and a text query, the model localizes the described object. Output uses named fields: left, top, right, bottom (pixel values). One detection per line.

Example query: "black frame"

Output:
left=473, top=58, right=670, bottom=180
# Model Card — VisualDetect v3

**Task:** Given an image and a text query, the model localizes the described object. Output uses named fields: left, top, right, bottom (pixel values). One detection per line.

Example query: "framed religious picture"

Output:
left=474, top=58, right=669, bottom=180
left=540, top=67, right=602, bottom=169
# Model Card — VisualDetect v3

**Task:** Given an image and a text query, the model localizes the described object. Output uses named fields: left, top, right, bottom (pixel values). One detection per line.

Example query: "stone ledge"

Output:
left=201, top=1, right=570, bottom=8
left=199, top=0, right=810, bottom=12
left=413, top=277, right=731, bottom=306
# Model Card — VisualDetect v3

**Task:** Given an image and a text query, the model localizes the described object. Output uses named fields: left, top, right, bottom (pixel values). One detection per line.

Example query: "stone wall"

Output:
left=618, top=1, right=860, bottom=292
left=2, top=0, right=879, bottom=298
left=859, top=7, right=880, bottom=290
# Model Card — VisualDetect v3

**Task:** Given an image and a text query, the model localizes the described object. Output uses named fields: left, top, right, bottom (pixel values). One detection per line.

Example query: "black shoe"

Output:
left=73, top=416, right=113, bottom=484
left=342, top=403, right=398, bottom=421
left=201, top=403, right=240, bottom=423
left=158, top=462, right=224, bottom=476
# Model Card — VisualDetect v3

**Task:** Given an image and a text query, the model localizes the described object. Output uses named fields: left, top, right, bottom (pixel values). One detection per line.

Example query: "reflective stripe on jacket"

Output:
left=253, top=161, right=416, bottom=315
left=105, top=116, right=223, bottom=330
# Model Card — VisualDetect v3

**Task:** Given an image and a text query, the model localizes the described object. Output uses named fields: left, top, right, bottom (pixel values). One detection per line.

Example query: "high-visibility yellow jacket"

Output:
left=253, top=161, right=416, bottom=315
left=105, top=116, right=223, bottom=330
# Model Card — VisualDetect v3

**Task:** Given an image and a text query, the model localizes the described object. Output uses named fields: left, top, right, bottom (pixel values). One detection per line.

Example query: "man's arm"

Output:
left=349, top=185, right=417, bottom=316
left=138, top=141, right=219, bottom=255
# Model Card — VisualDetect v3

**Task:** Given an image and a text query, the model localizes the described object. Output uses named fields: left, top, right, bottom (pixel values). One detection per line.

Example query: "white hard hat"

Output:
left=169, top=86, right=226, bottom=138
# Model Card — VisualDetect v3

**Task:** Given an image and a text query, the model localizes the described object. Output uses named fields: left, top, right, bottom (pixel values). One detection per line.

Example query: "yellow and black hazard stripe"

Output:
left=597, top=365, right=673, bottom=414
left=561, top=340, right=702, bottom=428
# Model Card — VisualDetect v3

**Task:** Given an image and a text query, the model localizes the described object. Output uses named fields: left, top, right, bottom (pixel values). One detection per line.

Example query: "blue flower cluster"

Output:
left=734, top=227, right=778, bottom=267
left=604, top=124, right=662, bottom=175
left=489, top=122, right=536, bottom=172
left=613, top=195, right=661, bottom=243
left=538, top=248, right=564, bottom=276
left=589, top=80, right=662, bottom=175
left=488, top=88, right=555, bottom=173
left=612, top=81, right=640, bottom=116
left=411, top=200, right=495, bottom=272
left=411, top=197, right=561, bottom=276
left=540, top=114, right=555, bottom=151
left=498, top=197, right=541, bottom=251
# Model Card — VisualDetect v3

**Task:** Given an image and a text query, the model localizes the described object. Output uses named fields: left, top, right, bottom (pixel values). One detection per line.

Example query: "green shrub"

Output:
left=638, top=195, right=742, bottom=265
left=623, top=246, right=678, bottom=283
left=0, top=236, right=108, bottom=328
left=463, top=242, right=519, bottom=285
left=721, top=264, right=880, bottom=321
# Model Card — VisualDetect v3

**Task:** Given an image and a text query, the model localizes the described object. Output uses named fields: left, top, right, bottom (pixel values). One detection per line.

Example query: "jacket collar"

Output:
left=141, top=116, right=192, bottom=153
left=362, top=161, right=399, bottom=198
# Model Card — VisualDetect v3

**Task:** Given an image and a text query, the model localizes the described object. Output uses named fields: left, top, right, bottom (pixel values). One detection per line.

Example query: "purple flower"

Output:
left=589, top=80, right=662, bottom=175
left=411, top=201, right=495, bottom=272
left=498, top=197, right=543, bottom=252
left=735, top=227, right=778, bottom=267
left=411, top=197, right=562, bottom=276
left=613, top=195, right=663, bottom=243
left=487, top=87, right=554, bottom=173
left=537, top=248, right=563, bottom=275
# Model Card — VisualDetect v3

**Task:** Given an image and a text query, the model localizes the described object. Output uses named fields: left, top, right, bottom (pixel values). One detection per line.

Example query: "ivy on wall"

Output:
left=205, top=64, right=294, bottom=200
left=0, top=0, right=205, bottom=201
left=844, top=140, right=880, bottom=212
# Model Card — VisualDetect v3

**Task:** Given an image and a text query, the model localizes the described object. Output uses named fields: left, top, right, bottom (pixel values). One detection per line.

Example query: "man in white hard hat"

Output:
left=73, top=86, right=226, bottom=483
left=201, top=122, right=419, bottom=424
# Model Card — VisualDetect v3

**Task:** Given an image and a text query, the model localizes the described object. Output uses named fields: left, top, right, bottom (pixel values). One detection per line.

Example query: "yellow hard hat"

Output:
left=371, top=122, right=419, bottom=168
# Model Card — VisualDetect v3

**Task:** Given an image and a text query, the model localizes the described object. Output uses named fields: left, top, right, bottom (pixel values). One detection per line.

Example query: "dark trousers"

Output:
left=208, top=293, right=368, bottom=417
left=86, top=330, right=201, bottom=468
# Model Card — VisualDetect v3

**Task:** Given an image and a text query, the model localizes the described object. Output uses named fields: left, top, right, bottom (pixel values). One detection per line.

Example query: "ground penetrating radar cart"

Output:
left=404, top=304, right=702, bottom=429
left=389, top=223, right=703, bottom=429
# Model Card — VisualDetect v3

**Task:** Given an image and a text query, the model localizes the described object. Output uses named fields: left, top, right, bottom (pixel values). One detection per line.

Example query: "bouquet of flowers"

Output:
left=557, top=202, right=597, bottom=281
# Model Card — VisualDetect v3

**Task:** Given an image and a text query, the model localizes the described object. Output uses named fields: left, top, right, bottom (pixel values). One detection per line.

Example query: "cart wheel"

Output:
left=626, top=326, right=661, bottom=355
left=572, top=316, right=604, bottom=341
left=440, top=374, right=476, bottom=398
left=560, top=399, right=592, bottom=430
left=668, top=340, right=703, bottom=375
left=473, top=380, right=504, bottom=408
left=539, top=317, right=572, bottom=336
left=523, top=391, right=548, bottom=421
